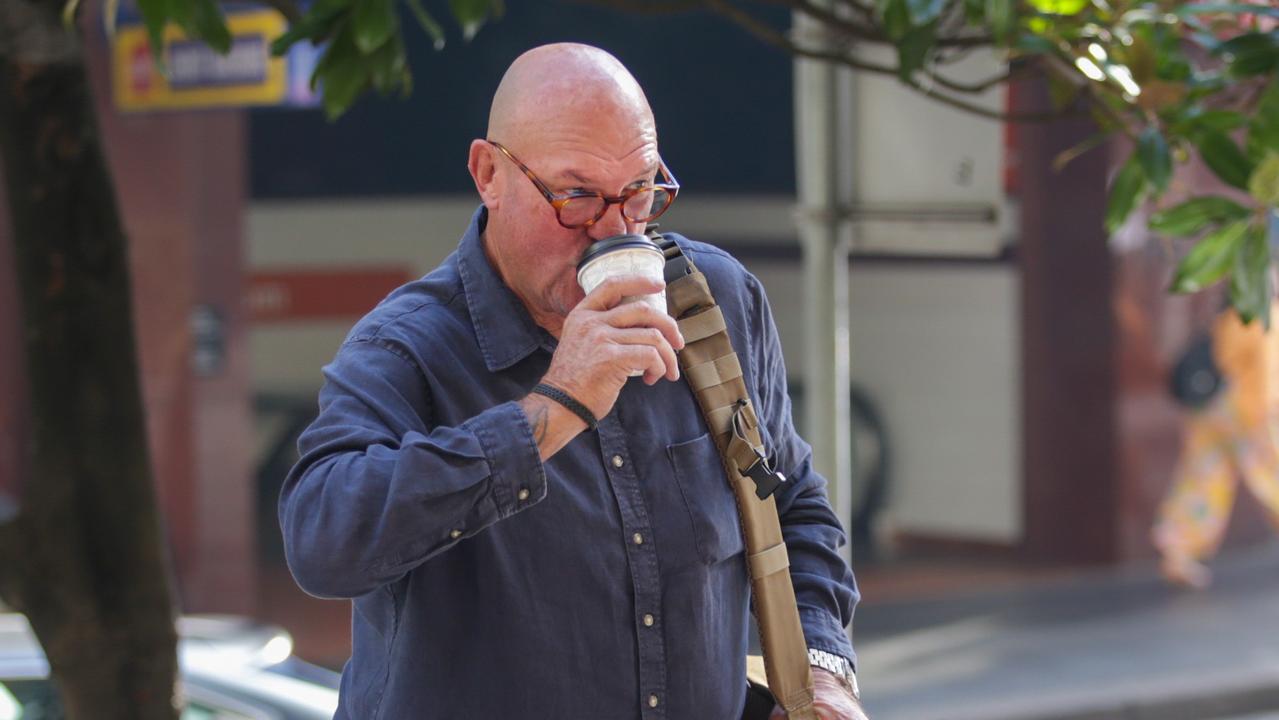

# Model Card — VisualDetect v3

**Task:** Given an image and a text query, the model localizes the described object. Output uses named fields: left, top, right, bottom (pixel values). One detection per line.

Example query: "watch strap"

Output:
left=808, top=648, right=860, bottom=700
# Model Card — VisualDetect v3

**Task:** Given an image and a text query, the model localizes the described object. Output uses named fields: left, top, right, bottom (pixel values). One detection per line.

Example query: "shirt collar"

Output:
left=457, top=205, right=549, bottom=372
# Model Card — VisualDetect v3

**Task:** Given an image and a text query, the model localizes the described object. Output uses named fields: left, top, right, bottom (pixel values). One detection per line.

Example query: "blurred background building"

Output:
left=2, top=0, right=1275, bottom=677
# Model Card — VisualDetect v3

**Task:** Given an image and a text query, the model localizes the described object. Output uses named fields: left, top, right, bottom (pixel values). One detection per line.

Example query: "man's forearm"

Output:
left=519, top=393, right=589, bottom=461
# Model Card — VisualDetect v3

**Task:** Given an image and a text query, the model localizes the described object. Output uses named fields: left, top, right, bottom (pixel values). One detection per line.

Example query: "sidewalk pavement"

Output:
left=853, top=542, right=1279, bottom=720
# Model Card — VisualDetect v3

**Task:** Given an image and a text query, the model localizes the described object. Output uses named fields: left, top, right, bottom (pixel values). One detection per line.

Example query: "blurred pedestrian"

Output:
left=1153, top=299, right=1279, bottom=588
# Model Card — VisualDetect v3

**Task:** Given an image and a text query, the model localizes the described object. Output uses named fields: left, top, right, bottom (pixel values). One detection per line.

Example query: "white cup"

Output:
left=577, top=235, right=667, bottom=376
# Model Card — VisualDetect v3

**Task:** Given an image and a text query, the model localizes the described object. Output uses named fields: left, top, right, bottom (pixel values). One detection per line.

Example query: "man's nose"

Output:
left=587, top=202, right=632, bottom=240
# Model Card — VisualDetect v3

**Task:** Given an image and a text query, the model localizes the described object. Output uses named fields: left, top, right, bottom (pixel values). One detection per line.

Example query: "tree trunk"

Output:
left=0, top=0, right=180, bottom=717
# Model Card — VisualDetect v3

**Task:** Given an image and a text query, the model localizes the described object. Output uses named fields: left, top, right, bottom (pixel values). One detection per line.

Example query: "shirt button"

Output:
left=612, top=455, right=624, bottom=468
left=643, top=614, right=654, bottom=627
left=648, top=694, right=659, bottom=708
left=517, top=487, right=530, bottom=501
left=632, top=533, right=644, bottom=545
left=449, top=529, right=462, bottom=539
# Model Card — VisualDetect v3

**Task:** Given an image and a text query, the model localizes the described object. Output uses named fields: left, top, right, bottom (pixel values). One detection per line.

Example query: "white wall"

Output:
left=750, top=262, right=1023, bottom=543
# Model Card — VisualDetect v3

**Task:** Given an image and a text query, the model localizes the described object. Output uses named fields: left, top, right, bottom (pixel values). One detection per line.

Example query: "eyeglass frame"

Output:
left=486, top=139, right=680, bottom=229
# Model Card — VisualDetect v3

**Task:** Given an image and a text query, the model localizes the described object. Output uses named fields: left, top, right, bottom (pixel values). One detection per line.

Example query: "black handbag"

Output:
left=1169, top=332, right=1223, bottom=409
left=742, top=681, right=776, bottom=720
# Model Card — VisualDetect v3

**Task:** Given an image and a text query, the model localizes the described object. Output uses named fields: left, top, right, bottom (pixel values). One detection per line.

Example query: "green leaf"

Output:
left=1196, top=129, right=1256, bottom=190
left=897, top=22, right=937, bottom=79
left=450, top=0, right=492, bottom=42
left=1150, top=196, right=1251, bottom=236
left=1190, top=31, right=1223, bottom=53
left=352, top=0, right=397, bottom=54
left=1027, top=0, right=1088, bottom=14
left=1106, top=156, right=1148, bottom=233
left=963, top=0, right=984, bottom=23
left=186, top=0, right=231, bottom=53
left=1170, top=219, right=1249, bottom=292
left=1046, top=72, right=1081, bottom=111
left=881, top=0, right=912, bottom=41
left=1122, top=33, right=1156, bottom=85
left=1229, top=223, right=1272, bottom=326
left=1137, top=126, right=1173, bottom=192
left=272, top=25, right=312, bottom=56
left=906, top=0, right=946, bottom=25
left=1175, top=4, right=1279, bottom=20
left=368, top=36, right=408, bottom=95
left=1212, top=32, right=1279, bottom=76
left=1169, top=108, right=1247, bottom=135
left=1015, top=34, right=1058, bottom=54
left=272, top=0, right=350, bottom=54
left=1248, top=152, right=1279, bottom=207
left=405, top=0, right=445, bottom=49
left=985, top=0, right=1014, bottom=44
left=135, top=0, right=168, bottom=71
left=314, top=27, right=367, bottom=120
left=1247, top=77, right=1279, bottom=160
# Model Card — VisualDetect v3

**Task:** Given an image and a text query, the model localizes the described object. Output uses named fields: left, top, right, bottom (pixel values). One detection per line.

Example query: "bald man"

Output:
left=281, top=44, right=864, bottom=719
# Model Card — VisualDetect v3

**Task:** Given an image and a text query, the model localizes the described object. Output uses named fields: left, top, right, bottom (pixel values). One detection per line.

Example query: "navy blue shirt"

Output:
left=280, top=207, right=858, bottom=719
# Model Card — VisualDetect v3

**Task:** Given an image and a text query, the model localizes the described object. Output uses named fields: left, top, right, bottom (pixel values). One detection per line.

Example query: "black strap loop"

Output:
left=530, top=383, right=598, bottom=431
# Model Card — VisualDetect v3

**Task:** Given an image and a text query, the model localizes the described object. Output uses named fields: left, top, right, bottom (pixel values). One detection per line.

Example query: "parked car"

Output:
left=0, top=613, right=338, bottom=719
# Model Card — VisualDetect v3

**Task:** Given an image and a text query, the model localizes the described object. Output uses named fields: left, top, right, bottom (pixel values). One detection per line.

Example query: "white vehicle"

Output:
left=0, top=614, right=339, bottom=720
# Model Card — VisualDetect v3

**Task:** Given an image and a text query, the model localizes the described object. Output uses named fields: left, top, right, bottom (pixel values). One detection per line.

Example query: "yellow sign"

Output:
left=112, top=9, right=305, bottom=111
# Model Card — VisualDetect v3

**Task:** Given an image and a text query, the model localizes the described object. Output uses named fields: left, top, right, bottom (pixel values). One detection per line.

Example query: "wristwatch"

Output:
left=808, top=648, right=860, bottom=700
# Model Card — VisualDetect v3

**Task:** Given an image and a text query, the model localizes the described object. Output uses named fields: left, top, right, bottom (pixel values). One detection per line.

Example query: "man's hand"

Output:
left=541, top=274, right=684, bottom=420
left=768, top=668, right=868, bottom=720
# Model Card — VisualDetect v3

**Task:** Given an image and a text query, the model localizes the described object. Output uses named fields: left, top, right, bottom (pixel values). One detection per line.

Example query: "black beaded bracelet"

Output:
left=530, top=383, right=598, bottom=431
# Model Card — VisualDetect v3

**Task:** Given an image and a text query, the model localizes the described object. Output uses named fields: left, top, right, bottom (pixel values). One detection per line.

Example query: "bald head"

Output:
left=487, top=43, right=655, bottom=150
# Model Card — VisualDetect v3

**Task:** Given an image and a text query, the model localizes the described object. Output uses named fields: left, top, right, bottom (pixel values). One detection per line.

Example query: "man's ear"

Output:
left=468, top=139, right=501, bottom=209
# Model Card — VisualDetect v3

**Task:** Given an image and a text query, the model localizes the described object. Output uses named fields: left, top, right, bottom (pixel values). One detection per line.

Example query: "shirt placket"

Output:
left=596, top=415, right=669, bottom=719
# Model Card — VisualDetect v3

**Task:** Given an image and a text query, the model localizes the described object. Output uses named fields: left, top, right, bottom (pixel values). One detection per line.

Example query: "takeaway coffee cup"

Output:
left=576, top=234, right=667, bottom=316
left=577, top=234, right=667, bottom=376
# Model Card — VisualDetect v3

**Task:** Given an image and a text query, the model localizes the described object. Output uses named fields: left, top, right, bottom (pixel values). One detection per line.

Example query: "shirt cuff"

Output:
left=462, top=400, right=548, bottom=518
left=799, top=606, right=858, bottom=671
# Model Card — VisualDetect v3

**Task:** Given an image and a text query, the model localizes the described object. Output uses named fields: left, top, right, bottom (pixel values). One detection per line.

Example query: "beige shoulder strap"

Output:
left=659, top=236, right=818, bottom=719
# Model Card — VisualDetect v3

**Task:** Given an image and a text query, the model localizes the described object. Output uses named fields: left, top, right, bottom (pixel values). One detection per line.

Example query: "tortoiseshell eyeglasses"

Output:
left=487, top=140, right=680, bottom=229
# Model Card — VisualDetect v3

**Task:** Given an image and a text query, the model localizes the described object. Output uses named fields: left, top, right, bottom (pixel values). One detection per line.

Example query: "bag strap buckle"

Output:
left=731, top=400, right=787, bottom=500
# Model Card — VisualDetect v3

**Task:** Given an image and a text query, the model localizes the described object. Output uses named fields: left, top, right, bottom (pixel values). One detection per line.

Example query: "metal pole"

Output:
left=793, top=10, right=855, bottom=556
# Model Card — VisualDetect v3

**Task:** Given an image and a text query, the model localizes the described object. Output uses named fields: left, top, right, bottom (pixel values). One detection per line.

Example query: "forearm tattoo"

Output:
left=527, top=401, right=549, bottom=445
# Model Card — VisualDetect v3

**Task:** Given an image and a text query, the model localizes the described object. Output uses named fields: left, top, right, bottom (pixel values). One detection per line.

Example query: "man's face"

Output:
left=485, top=122, right=660, bottom=327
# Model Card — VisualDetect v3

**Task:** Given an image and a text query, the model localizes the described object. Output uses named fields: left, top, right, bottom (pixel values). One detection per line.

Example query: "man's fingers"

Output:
left=577, top=274, right=666, bottom=312
left=600, top=302, right=684, bottom=351
left=613, top=344, right=667, bottom=385
left=609, top=328, right=680, bottom=382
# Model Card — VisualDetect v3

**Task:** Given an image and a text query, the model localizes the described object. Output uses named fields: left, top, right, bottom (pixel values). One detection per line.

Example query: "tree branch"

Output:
left=754, top=0, right=885, bottom=43
left=567, top=0, right=708, bottom=15
left=905, top=75, right=1078, bottom=121
left=703, top=0, right=1076, bottom=122
left=925, top=62, right=1038, bottom=94
left=1039, top=51, right=1137, bottom=139
left=832, top=0, right=876, bottom=24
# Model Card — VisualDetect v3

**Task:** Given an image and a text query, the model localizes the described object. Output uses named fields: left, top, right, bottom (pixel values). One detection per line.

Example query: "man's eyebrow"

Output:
left=555, top=164, right=660, bottom=188
left=561, top=169, right=595, bottom=186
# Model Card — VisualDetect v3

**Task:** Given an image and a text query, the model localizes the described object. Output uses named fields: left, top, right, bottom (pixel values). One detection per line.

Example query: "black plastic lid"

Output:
left=576, top=234, right=663, bottom=272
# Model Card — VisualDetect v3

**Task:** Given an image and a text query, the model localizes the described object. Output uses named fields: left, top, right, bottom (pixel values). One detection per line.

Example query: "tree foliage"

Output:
left=136, top=0, right=1279, bottom=319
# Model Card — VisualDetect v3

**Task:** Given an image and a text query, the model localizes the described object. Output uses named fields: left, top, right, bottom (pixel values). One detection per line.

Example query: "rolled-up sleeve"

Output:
left=279, top=337, right=546, bottom=599
left=744, top=273, right=860, bottom=667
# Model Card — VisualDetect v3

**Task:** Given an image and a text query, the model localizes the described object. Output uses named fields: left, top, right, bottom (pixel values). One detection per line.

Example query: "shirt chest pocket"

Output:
left=662, top=433, right=745, bottom=567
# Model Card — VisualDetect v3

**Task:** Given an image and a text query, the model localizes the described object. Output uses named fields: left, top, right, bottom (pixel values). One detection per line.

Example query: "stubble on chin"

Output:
left=548, top=283, right=584, bottom=319
left=528, top=273, right=584, bottom=335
